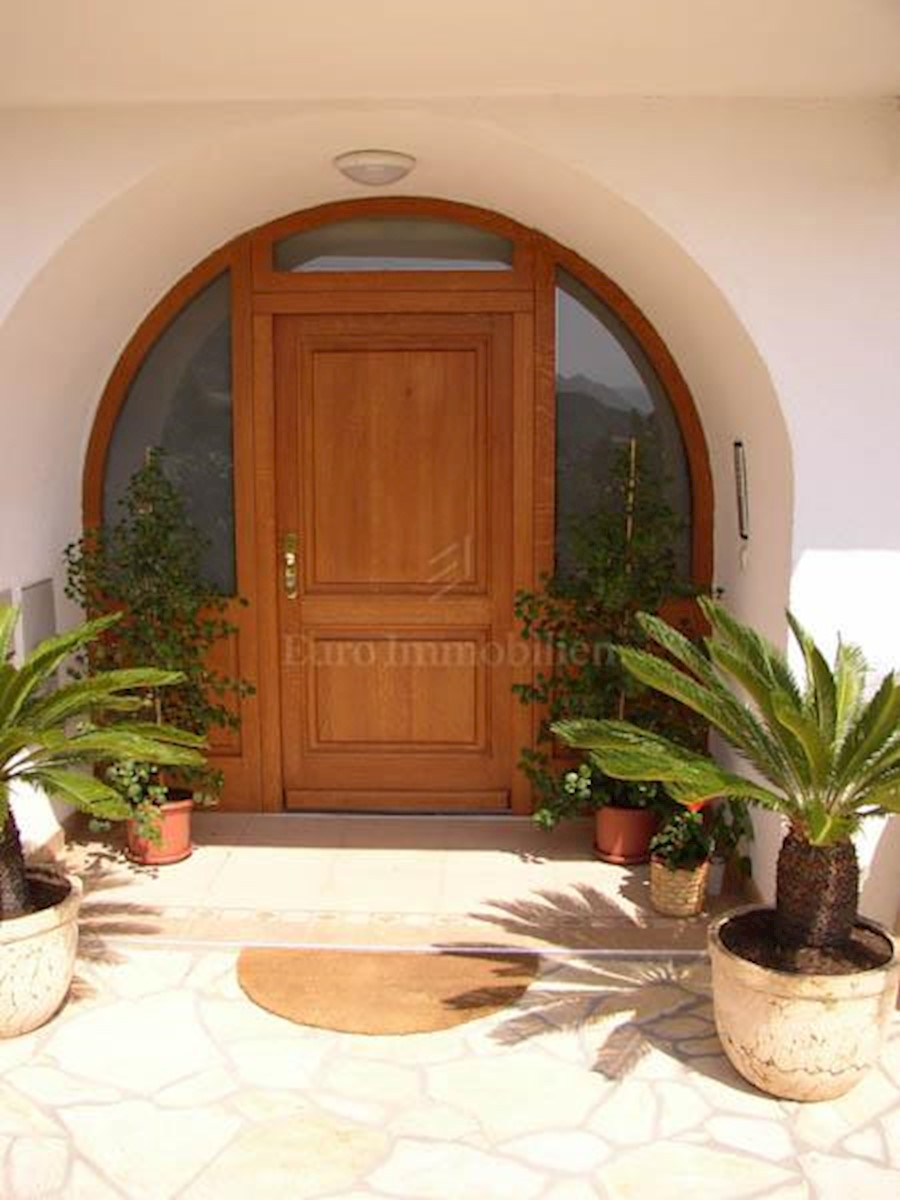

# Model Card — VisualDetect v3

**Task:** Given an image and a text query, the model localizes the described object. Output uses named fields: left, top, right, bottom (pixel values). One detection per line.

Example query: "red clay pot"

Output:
left=126, top=796, right=194, bottom=865
left=594, top=806, right=659, bottom=865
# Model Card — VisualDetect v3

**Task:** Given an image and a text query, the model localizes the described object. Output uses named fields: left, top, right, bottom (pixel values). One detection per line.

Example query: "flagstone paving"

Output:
left=1, top=941, right=897, bottom=1199
left=6, top=814, right=896, bottom=1197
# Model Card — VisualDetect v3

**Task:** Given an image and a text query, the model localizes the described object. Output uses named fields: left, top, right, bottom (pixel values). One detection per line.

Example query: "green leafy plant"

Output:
left=649, top=809, right=711, bottom=871
left=103, top=760, right=169, bottom=845
left=554, top=597, right=900, bottom=950
left=0, top=605, right=204, bottom=920
left=513, top=440, right=706, bottom=829
left=64, top=449, right=253, bottom=807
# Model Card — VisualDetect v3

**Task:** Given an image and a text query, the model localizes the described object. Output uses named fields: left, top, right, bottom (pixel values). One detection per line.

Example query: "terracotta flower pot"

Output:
left=0, top=868, right=82, bottom=1037
left=709, top=906, right=900, bottom=1101
left=650, top=857, right=710, bottom=917
left=127, top=796, right=193, bottom=865
left=594, top=806, right=659, bottom=865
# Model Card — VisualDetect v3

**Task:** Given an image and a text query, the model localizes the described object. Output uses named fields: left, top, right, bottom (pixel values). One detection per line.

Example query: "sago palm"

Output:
left=0, top=604, right=205, bottom=920
left=554, top=597, right=900, bottom=949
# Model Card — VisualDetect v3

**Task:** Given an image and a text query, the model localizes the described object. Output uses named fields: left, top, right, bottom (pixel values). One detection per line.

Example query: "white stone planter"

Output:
left=0, top=868, right=82, bottom=1038
left=709, top=905, right=900, bottom=1101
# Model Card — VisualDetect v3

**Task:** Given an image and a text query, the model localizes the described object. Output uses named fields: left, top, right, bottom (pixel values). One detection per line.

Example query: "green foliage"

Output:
left=649, top=810, right=711, bottom=871
left=0, top=605, right=205, bottom=834
left=102, top=761, right=168, bottom=844
left=554, top=597, right=900, bottom=847
left=64, top=449, right=253, bottom=803
left=513, top=442, right=706, bottom=829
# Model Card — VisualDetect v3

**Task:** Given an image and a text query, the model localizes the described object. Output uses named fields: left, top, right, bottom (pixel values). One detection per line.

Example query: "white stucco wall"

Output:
left=0, top=96, right=896, bottom=923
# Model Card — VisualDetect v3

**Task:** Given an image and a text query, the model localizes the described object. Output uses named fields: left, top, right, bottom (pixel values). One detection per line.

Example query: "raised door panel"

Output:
left=304, top=345, right=486, bottom=592
left=309, top=633, right=485, bottom=748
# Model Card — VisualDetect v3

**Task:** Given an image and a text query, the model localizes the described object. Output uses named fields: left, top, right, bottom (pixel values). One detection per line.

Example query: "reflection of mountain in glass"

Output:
left=556, top=380, right=691, bottom=580
left=161, top=320, right=235, bottom=595
left=103, top=273, right=235, bottom=595
left=555, top=301, right=692, bottom=583
left=556, top=377, right=659, bottom=524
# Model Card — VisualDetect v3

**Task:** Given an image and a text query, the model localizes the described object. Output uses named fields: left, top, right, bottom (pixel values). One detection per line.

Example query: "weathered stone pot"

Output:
left=0, top=868, right=82, bottom=1038
left=709, top=904, right=900, bottom=1101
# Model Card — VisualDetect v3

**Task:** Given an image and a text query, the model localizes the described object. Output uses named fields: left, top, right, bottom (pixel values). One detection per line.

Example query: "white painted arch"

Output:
left=0, top=104, right=800, bottom=896
left=0, top=105, right=793, bottom=624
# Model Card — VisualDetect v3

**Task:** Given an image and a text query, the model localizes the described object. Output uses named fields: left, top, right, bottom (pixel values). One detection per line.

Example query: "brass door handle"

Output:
left=283, top=534, right=299, bottom=600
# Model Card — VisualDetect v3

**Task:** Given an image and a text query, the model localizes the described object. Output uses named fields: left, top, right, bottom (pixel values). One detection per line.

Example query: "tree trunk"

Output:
left=775, top=832, right=858, bottom=949
left=0, top=813, right=33, bottom=920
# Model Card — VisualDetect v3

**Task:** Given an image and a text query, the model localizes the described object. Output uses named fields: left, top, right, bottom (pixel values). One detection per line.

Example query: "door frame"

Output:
left=83, top=196, right=714, bottom=814
left=264, top=298, right=533, bottom=813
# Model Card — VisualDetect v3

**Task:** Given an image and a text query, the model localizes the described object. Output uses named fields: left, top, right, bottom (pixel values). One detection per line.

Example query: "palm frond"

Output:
left=26, top=768, right=133, bottom=821
left=845, top=737, right=900, bottom=797
left=835, top=673, right=900, bottom=785
left=833, top=639, right=868, bottom=744
left=855, top=771, right=900, bottom=815
left=637, top=611, right=793, bottom=779
left=786, top=612, right=837, bottom=741
left=0, top=606, right=209, bottom=853
left=23, top=669, right=186, bottom=730
left=617, top=647, right=791, bottom=788
left=558, top=602, right=898, bottom=846
left=553, top=717, right=788, bottom=814
left=0, top=611, right=122, bottom=727
left=0, top=607, right=18, bottom=664
left=700, top=597, right=802, bottom=705
left=99, top=722, right=205, bottom=748
left=771, top=693, right=830, bottom=789
left=15, top=727, right=205, bottom=773
left=636, top=612, right=719, bottom=686
left=704, top=640, right=805, bottom=787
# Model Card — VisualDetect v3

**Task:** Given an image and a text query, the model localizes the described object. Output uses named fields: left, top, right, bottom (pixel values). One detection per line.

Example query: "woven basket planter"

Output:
left=650, top=858, right=710, bottom=917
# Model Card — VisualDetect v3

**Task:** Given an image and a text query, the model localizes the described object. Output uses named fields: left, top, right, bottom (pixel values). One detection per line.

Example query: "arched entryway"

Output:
left=83, top=198, right=713, bottom=814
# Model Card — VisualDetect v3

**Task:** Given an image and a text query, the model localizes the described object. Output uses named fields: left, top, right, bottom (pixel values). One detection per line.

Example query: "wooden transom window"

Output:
left=273, top=216, right=514, bottom=273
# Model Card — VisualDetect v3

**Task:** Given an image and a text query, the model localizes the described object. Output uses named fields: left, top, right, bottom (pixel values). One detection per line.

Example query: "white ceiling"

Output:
left=1, top=0, right=898, bottom=105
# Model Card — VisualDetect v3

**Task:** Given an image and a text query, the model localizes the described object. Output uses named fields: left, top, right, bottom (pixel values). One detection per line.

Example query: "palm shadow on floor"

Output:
left=65, top=844, right=165, bottom=1002
left=437, top=882, right=767, bottom=1100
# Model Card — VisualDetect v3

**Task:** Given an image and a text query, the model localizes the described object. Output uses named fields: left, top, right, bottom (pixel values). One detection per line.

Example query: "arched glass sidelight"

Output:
left=273, top=216, right=514, bottom=272
left=102, top=271, right=236, bottom=594
left=555, top=268, right=692, bottom=579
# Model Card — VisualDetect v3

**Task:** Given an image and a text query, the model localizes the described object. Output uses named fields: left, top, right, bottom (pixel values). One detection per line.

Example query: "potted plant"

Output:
left=707, top=797, right=753, bottom=897
left=0, top=604, right=204, bottom=1036
left=648, top=808, right=712, bottom=917
left=555, top=597, right=900, bottom=1101
left=64, top=449, right=253, bottom=863
left=104, top=760, right=193, bottom=865
left=545, top=761, right=668, bottom=863
left=514, top=439, right=704, bottom=861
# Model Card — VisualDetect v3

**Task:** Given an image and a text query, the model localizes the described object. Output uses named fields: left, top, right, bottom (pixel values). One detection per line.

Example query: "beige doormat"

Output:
left=237, top=947, right=540, bottom=1034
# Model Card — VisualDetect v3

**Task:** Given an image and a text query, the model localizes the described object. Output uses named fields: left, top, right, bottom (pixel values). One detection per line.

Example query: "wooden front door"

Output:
left=274, top=310, right=519, bottom=810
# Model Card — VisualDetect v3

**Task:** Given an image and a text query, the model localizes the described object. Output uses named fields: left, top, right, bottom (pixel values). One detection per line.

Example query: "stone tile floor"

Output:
left=4, top=814, right=898, bottom=1199
left=67, top=813, right=737, bottom=953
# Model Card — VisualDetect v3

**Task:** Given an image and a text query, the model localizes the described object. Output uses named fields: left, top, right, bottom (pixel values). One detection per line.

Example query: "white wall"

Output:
left=0, top=97, right=896, bottom=919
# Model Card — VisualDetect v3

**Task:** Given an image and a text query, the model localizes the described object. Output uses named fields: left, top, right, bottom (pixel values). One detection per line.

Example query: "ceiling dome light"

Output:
left=333, top=149, right=417, bottom=187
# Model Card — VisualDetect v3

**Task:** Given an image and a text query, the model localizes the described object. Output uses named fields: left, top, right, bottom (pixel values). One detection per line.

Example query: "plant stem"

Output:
left=0, top=811, right=33, bottom=920
left=775, top=833, right=859, bottom=948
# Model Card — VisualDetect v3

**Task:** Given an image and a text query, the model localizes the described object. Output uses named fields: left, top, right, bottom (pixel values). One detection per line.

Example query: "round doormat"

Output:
left=237, top=947, right=540, bottom=1034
